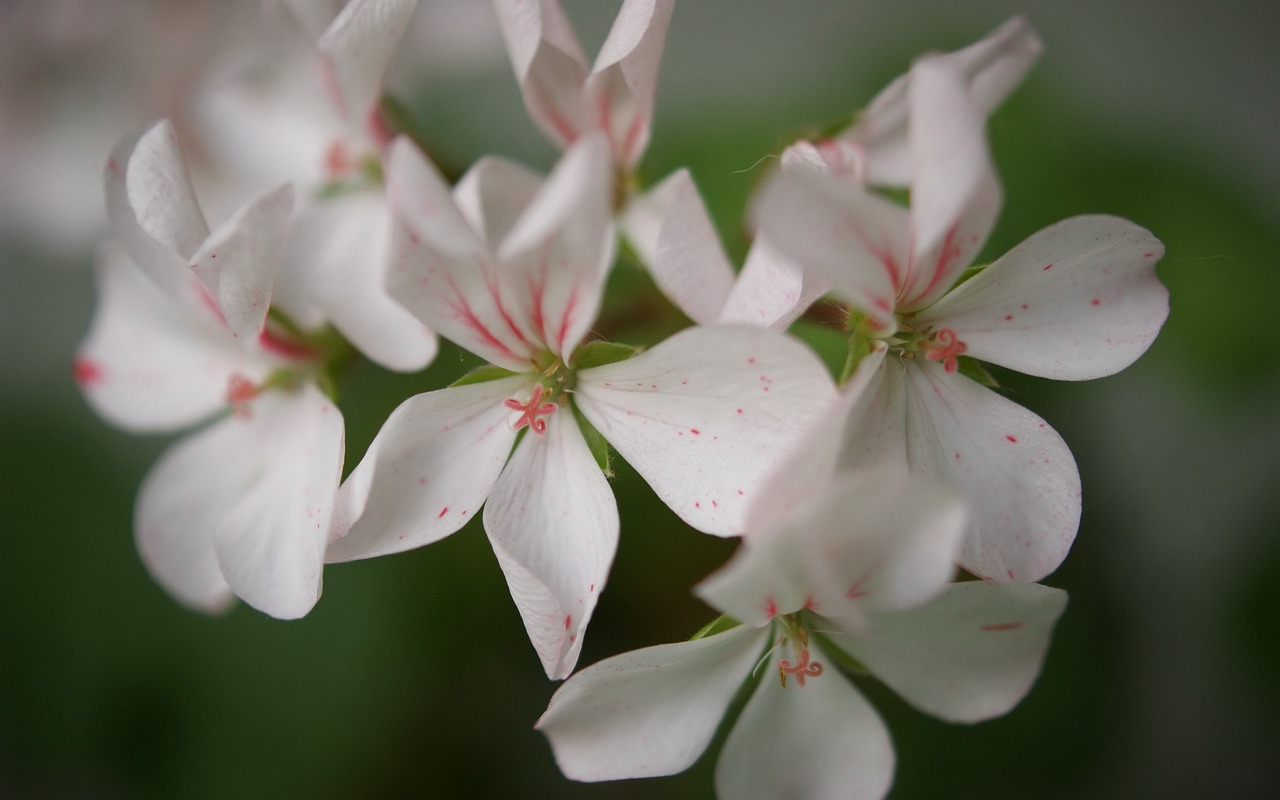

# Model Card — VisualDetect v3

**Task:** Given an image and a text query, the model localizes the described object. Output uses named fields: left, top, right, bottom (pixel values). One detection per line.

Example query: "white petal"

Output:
left=537, top=625, right=769, bottom=781
left=485, top=411, right=618, bottom=679
left=76, top=244, right=270, bottom=433
left=492, top=0, right=590, bottom=149
left=718, top=233, right=824, bottom=330
left=326, top=376, right=526, bottom=561
left=452, top=156, right=544, bottom=252
left=716, top=642, right=894, bottom=800
left=836, top=582, right=1067, bottom=723
left=499, top=134, right=614, bottom=359
left=135, top=420, right=246, bottom=614
left=385, top=138, right=535, bottom=370
left=587, top=0, right=675, bottom=167
left=698, top=470, right=965, bottom=626
left=838, top=352, right=911, bottom=476
left=189, top=184, right=294, bottom=343
left=922, top=215, right=1169, bottom=380
left=289, top=192, right=438, bottom=371
left=317, top=0, right=419, bottom=123
left=753, top=168, right=908, bottom=332
left=945, top=16, right=1043, bottom=119
left=575, top=325, right=836, bottom=536
left=213, top=384, right=345, bottom=619
left=126, top=120, right=210, bottom=259
left=900, top=361, right=1081, bottom=582
left=615, top=166, right=680, bottom=270
left=901, top=58, right=1001, bottom=311
left=649, top=169, right=736, bottom=325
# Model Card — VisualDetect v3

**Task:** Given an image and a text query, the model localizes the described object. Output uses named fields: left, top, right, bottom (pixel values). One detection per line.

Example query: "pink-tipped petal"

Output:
left=125, top=120, right=211, bottom=260
left=326, top=376, right=526, bottom=562
left=586, top=0, right=674, bottom=166
left=499, top=134, right=614, bottom=359
left=900, top=58, right=1001, bottom=311
left=189, top=184, right=294, bottom=343
left=485, top=412, right=618, bottom=679
left=77, top=244, right=270, bottom=433
left=574, top=325, right=837, bottom=537
left=650, top=169, right=736, bottom=325
left=213, top=384, right=345, bottom=620
left=753, top=168, right=908, bottom=332
left=537, top=625, right=768, bottom=781
left=901, top=360, right=1081, bottom=582
left=923, top=215, right=1169, bottom=380
left=317, top=0, right=419, bottom=124
left=837, top=582, right=1067, bottom=723
left=716, top=643, right=895, bottom=800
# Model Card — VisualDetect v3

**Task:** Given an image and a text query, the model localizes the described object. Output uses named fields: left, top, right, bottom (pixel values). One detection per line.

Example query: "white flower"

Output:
left=537, top=455, right=1066, bottom=799
left=326, top=133, right=837, bottom=678
left=76, top=121, right=345, bottom=619
left=753, top=56, right=1170, bottom=582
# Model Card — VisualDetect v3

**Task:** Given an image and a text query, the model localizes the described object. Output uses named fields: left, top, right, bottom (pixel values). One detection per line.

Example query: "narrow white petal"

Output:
left=946, top=16, right=1043, bottom=118
left=838, top=353, right=911, bottom=476
left=923, top=215, right=1169, bottom=380
left=901, top=58, right=1001, bottom=311
left=76, top=244, right=269, bottom=433
left=575, top=326, right=836, bottom=536
left=716, top=642, right=895, bottom=800
left=189, top=184, right=294, bottom=343
left=537, top=625, right=769, bottom=781
left=718, top=234, right=823, bottom=330
left=587, top=0, right=674, bottom=166
left=499, top=134, right=614, bottom=359
left=452, top=156, right=544, bottom=252
left=836, top=582, right=1067, bottom=723
left=650, top=169, right=736, bottom=325
left=213, top=385, right=345, bottom=620
left=126, top=120, right=210, bottom=259
left=326, top=376, right=526, bottom=561
left=317, top=0, right=419, bottom=123
left=485, top=412, right=618, bottom=679
left=753, top=168, right=908, bottom=332
left=901, top=361, right=1081, bottom=582
left=492, top=0, right=590, bottom=149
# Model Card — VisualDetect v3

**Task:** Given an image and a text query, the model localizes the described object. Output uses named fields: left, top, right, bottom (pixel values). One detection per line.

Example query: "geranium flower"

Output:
left=76, top=121, right=345, bottom=619
left=753, top=56, right=1169, bottom=582
left=326, top=133, right=837, bottom=678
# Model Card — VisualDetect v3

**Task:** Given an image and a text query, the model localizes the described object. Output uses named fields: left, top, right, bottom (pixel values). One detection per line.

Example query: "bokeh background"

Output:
left=3, top=0, right=1279, bottom=797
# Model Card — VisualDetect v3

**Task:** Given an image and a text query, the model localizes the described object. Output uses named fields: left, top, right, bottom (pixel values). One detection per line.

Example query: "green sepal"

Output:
left=690, top=614, right=742, bottom=641
left=952, top=261, right=990, bottom=289
left=571, top=401, right=613, bottom=478
left=450, top=364, right=520, bottom=388
left=572, top=340, right=644, bottom=370
left=839, top=331, right=872, bottom=385
left=956, top=356, right=999, bottom=389
left=871, top=185, right=910, bottom=208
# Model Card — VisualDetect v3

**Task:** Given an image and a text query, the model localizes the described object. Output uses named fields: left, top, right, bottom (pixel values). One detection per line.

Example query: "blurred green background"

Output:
left=3, top=0, right=1279, bottom=797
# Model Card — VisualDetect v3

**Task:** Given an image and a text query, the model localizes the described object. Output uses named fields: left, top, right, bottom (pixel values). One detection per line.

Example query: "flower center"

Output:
left=920, top=327, right=968, bottom=373
left=226, top=373, right=259, bottom=418
left=775, top=615, right=825, bottom=689
left=505, top=383, right=560, bottom=434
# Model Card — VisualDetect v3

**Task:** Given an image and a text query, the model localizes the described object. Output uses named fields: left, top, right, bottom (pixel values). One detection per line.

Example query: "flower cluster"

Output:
left=75, top=2, right=1169, bottom=797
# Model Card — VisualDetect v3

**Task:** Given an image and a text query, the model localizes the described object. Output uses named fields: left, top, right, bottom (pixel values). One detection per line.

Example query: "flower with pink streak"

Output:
left=326, top=133, right=837, bottom=678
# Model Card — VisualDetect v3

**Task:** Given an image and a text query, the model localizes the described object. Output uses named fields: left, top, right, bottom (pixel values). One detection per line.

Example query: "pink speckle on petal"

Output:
left=690, top=429, right=700, bottom=435
left=73, top=357, right=102, bottom=385
left=438, top=507, right=449, bottom=518
left=1004, top=314, right=1013, bottom=321
left=764, top=596, right=777, bottom=618
left=1091, top=297, right=1102, bottom=306
left=1006, top=435, right=1018, bottom=443
left=564, top=614, right=572, bottom=630
left=1042, top=263, right=1053, bottom=271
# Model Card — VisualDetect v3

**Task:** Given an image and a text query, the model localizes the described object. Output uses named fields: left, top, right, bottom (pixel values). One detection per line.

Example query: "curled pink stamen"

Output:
left=505, top=384, right=559, bottom=433
left=923, top=327, right=968, bottom=373
left=778, top=647, right=824, bottom=688
left=226, top=374, right=258, bottom=418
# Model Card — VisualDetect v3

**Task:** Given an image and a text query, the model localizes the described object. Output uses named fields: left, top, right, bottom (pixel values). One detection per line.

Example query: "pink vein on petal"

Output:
left=443, top=273, right=523, bottom=363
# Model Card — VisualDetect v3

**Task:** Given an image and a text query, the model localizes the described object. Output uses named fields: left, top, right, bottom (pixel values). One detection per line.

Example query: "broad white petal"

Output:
left=326, top=376, right=526, bottom=561
left=650, top=169, right=736, bottom=325
left=537, top=625, right=769, bottom=781
left=126, top=120, right=210, bottom=259
left=317, top=0, right=419, bottom=123
left=753, top=168, right=908, bottom=332
left=499, top=134, right=614, bottom=359
left=452, top=156, right=544, bottom=252
left=716, top=642, right=894, bottom=800
left=386, top=138, right=534, bottom=370
left=698, top=470, right=964, bottom=626
left=587, top=0, right=674, bottom=167
left=213, top=384, right=345, bottom=619
left=76, top=244, right=269, bottom=433
left=290, top=192, right=438, bottom=371
left=923, top=215, right=1169, bottom=380
left=836, top=582, right=1067, bottom=723
left=189, top=184, right=294, bottom=343
left=485, top=412, right=618, bottom=679
left=615, top=166, right=679, bottom=270
left=492, top=0, right=590, bottom=149
left=838, top=352, right=911, bottom=476
left=901, top=58, right=1001, bottom=311
left=134, top=416, right=257, bottom=613
left=718, top=234, right=824, bottom=329
left=575, top=325, right=836, bottom=536
left=901, top=361, right=1081, bottom=582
